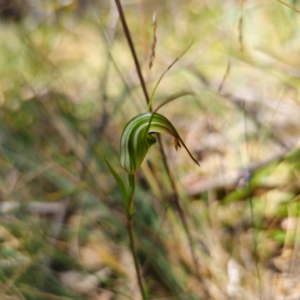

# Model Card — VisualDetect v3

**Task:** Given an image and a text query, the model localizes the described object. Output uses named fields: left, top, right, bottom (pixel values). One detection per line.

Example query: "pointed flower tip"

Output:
left=173, top=138, right=181, bottom=151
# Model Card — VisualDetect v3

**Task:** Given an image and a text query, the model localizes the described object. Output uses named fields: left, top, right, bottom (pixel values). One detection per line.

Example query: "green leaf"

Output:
left=104, top=156, right=129, bottom=204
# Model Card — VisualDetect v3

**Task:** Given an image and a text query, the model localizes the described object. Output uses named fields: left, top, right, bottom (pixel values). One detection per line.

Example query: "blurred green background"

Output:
left=1, top=0, right=300, bottom=299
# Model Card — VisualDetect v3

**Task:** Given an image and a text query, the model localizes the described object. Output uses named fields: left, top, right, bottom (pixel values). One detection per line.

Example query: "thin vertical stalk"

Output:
left=127, top=219, right=146, bottom=300
left=127, top=174, right=147, bottom=300
left=114, top=3, right=147, bottom=297
left=114, top=0, right=150, bottom=107
left=156, top=135, right=210, bottom=298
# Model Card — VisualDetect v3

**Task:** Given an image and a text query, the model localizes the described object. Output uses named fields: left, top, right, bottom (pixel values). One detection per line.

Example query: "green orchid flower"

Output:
left=104, top=41, right=198, bottom=300
left=120, top=111, right=199, bottom=175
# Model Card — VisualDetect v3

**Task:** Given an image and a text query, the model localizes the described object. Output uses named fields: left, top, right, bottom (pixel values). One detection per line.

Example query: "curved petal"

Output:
left=120, top=112, right=199, bottom=174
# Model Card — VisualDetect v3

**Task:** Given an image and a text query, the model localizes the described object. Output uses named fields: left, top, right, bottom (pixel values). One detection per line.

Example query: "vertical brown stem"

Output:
left=114, top=0, right=150, bottom=106
left=156, top=135, right=210, bottom=299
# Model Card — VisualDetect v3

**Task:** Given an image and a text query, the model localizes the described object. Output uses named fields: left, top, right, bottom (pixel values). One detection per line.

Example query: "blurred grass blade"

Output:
left=277, top=0, right=300, bottom=13
left=148, top=41, right=194, bottom=111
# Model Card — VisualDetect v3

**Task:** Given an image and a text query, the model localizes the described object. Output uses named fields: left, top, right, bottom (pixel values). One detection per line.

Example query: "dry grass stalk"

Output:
left=218, top=60, right=231, bottom=93
left=149, top=11, right=157, bottom=70
left=114, top=0, right=150, bottom=105
left=238, top=0, right=246, bottom=52
left=277, top=0, right=300, bottom=13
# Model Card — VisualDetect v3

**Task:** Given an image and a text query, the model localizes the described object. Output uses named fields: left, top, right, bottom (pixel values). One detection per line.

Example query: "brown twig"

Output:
left=114, top=0, right=150, bottom=106
left=157, top=135, right=210, bottom=298
left=277, top=0, right=300, bottom=13
left=149, top=11, right=157, bottom=69
left=218, top=60, right=230, bottom=93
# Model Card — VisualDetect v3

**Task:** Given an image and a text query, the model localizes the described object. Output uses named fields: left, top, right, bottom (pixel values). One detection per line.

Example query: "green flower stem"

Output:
left=127, top=174, right=147, bottom=300
left=128, top=174, right=136, bottom=216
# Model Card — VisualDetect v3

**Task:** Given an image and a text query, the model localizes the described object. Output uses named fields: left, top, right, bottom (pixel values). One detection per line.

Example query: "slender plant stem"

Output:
left=128, top=174, right=136, bottom=215
left=156, top=135, right=210, bottom=299
left=277, top=0, right=300, bottom=13
left=127, top=174, right=147, bottom=300
left=114, top=0, right=150, bottom=107
left=113, top=4, right=147, bottom=297
left=127, top=219, right=147, bottom=300
left=147, top=42, right=193, bottom=111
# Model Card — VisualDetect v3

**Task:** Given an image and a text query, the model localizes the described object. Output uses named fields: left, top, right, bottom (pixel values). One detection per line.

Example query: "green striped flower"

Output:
left=120, top=111, right=199, bottom=174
